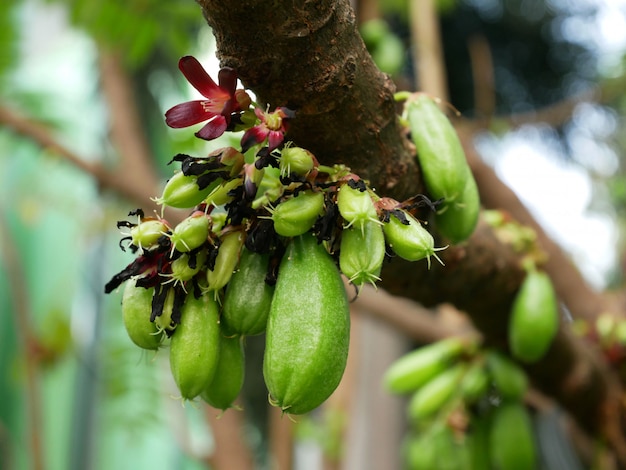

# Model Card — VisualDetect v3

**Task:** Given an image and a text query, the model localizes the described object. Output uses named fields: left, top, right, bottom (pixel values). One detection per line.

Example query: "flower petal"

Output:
left=178, top=56, right=222, bottom=99
left=241, top=126, right=268, bottom=153
left=218, top=67, right=238, bottom=95
left=165, top=101, right=216, bottom=128
left=267, top=130, right=285, bottom=152
left=195, top=115, right=228, bottom=141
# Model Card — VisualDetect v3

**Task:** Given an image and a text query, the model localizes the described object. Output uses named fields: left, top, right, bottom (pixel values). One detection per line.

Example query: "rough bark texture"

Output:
left=197, top=0, right=622, bottom=445
left=200, top=0, right=419, bottom=200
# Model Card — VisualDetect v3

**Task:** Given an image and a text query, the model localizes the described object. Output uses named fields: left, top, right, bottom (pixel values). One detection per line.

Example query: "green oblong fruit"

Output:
left=383, top=337, right=468, bottom=394
left=382, top=211, right=445, bottom=267
left=169, top=292, right=220, bottom=400
left=130, top=219, right=169, bottom=251
left=336, top=183, right=379, bottom=232
left=206, top=230, right=244, bottom=292
left=406, top=94, right=470, bottom=204
left=201, top=334, right=245, bottom=410
left=509, top=269, right=559, bottom=363
left=489, top=402, right=537, bottom=470
left=279, top=146, right=315, bottom=178
left=121, top=279, right=163, bottom=350
left=408, top=362, right=467, bottom=423
left=371, top=32, right=405, bottom=76
left=170, top=212, right=210, bottom=253
left=271, top=190, right=325, bottom=237
left=435, top=167, right=480, bottom=244
left=485, top=350, right=528, bottom=400
left=169, top=250, right=207, bottom=284
left=405, top=425, right=471, bottom=470
left=156, top=171, right=218, bottom=209
left=154, top=287, right=176, bottom=333
left=339, top=221, right=385, bottom=287
left=263, top=234, right=350, bottom=415
left=221, top=248, right=274, bottom=336
left=404, top=431, right=438, bottom=470
left=460, top=361, right=489, bottom=404
left=468, top=414, right=491, bottom=470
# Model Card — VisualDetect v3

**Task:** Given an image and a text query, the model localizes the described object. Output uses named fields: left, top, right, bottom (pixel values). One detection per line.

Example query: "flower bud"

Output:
left=235, top=89, right=252, bottom=111
left=217, top=147, right=245, bottom=177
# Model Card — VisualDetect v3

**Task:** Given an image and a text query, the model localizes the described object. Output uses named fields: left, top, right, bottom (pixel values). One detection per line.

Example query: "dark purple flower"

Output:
left=241, top=107, right=295, bottom=153
left=165, top=56, right=250, bottom=141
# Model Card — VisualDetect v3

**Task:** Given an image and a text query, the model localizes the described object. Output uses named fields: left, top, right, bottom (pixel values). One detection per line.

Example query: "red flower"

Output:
left=165, top=56, right=250, bottom=141
left=241, top=107, right=295, bottom=153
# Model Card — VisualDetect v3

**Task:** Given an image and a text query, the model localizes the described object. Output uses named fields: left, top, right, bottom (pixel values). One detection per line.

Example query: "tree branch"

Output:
left=0, top=104, right=154, bottom=209
left=459, top=124, right=610, bottom=323
left=196, top=0, right=625, bottom=451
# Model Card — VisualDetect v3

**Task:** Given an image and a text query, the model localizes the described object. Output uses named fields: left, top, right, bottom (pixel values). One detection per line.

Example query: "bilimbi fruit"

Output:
left=382, top=210, right=445, bottom=268
left=269, top=190, right=325, bottom=237
left=263, top=234, right=350, bottom=415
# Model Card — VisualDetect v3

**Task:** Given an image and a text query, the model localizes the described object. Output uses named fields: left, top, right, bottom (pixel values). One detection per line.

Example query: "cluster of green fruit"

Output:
left=103, top=56, right=484, bottom=414
left=384, top=338, right=538, bottom=469
left=104, top=148, right=452, bottom=414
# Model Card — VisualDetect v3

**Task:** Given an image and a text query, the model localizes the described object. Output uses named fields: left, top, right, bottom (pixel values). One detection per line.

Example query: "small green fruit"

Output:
left=408, top=363, right=467, bottom=423
left=509, top=269, right=559, bottom=363
left=130, top=219, right=168, bottom=251
left=201, top=334, right=245, bottom=410
left=170, top=211, right=210, bottom=253
left=489, top=403, right=537, bottom=470
left=406, top=94, right=469, bottom=204
left=169, top=292, right=220, bottom=400
left=337, top=183, right=380, bottom=233
left=206, top=230, right=244, bottom=292
left=221, top=248, right=274, bottom=336
left=270, top=190, right=325, bottom=238
left=382, top=211, right=445, bottom=267
left=121, top=279, right=163, bottom=350
left=279, top=146, right=315, bottom=177
left=156, top=171, right=219, bottom=209
left=339, top=221, right=385, bottom=287
left=383, top=337, right=468, bottom=394
left=485, top=349, right=528, bottom=400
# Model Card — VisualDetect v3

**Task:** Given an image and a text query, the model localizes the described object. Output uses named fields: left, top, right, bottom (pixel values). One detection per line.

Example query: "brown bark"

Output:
left=0, top=105, right=156, bottom=210
left=196, top=0, right=624, bottom=451
left=200, top=0, right=419, bottom=201
left=205, top=406, right=255, bottom=470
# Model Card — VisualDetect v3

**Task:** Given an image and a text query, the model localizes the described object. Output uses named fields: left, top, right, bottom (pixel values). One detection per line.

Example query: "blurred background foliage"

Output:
left=1, top=0, right=626, bottom=469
